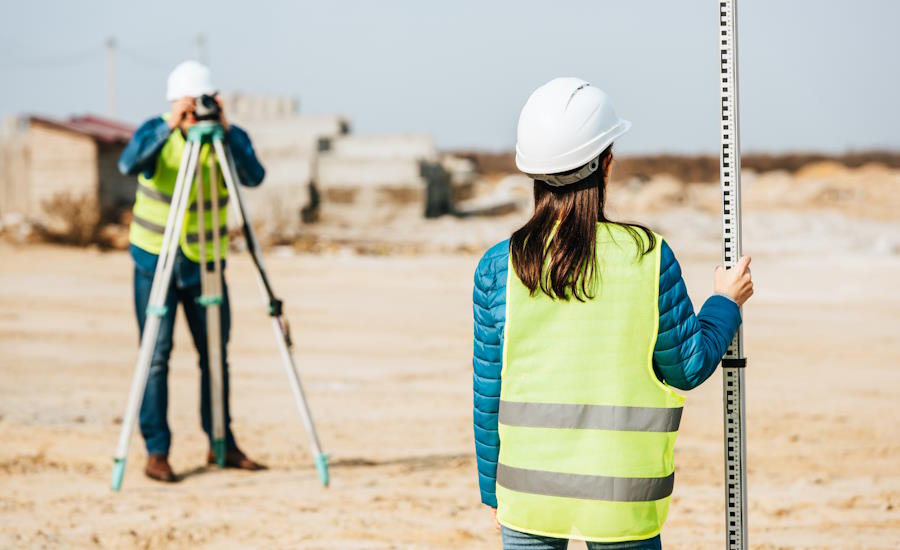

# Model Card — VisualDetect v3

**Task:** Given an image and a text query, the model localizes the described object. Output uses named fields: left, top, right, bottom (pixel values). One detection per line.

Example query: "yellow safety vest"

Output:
left=129, top=116, right=229, bottom=263
left=496, top=223, right=685, bottom=543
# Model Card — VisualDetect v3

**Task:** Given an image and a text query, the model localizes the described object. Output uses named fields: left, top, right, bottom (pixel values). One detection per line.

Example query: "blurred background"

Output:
left=1, top=1, right=898, bottom=548
left=1, top=0, right=899, bottom=249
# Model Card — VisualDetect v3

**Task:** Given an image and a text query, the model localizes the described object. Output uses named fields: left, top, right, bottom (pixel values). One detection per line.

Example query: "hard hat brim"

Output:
left=515, top=118, right=631, bottom=177
left=165, top=87, right=218, bottom=101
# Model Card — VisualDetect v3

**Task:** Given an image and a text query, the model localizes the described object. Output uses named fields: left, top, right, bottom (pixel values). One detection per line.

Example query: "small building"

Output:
left=0, top=114, right=135, bottom=240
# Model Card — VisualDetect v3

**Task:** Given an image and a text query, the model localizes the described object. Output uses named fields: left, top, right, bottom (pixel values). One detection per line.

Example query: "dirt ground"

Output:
left=1, top=203, right=899, bottom=548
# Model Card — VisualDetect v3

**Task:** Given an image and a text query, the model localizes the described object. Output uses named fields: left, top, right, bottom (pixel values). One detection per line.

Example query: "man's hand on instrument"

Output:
left=714, top=255, right=753, bottom=306
left=168, top=96, right=195, bottom=130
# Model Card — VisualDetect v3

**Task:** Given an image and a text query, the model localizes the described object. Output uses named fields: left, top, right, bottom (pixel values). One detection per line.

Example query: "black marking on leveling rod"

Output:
left=723, top=358, right=747, bottom=368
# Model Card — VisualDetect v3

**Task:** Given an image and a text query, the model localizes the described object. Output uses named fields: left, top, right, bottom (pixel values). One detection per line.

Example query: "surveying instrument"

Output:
left=718, top=1, right=748, bottom=548
left=111, top=98, right=329, bottom=491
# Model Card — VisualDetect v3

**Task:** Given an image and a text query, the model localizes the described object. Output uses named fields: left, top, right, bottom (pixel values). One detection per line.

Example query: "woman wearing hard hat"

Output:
left=472, top=78, right=753, bottom=549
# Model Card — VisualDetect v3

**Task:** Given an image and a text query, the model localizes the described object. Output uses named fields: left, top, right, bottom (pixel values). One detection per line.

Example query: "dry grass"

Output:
left=451, top=150, right=900, bottom=183
left=37, top=192, right=102, bottom=246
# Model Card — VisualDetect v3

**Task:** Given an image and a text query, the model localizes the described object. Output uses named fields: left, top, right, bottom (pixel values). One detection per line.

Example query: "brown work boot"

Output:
left=144, top=454, right=178, bottom=482
left=207, top=447, right=267, bottom=471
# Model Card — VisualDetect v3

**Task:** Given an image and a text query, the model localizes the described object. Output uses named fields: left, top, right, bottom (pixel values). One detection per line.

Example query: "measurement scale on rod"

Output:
left=718, top=1, right=748, bottom=549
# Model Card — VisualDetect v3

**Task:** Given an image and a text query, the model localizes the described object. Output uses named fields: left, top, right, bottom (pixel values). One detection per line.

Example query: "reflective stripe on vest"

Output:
left=498, top=464, right=675, bottom=503
left=136, top=181, right=229, bottom=211
left=496, top=223, right=685, bottom=543
left=128, top=117, right=229, bottom=263
left=131, top=215, right=228, bottom=244
left=499, top=401, right=682, bottom=433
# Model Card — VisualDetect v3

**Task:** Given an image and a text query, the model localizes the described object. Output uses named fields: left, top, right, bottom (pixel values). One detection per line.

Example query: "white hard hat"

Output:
left=515, top=77, right=630, bottom=186
left=166, top=60, right=216, bottom=101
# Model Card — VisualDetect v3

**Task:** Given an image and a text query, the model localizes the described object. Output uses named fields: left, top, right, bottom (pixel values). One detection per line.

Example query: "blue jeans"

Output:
left=501, top=527, right=661, bottom=550
left=133, top=250, right=237, bottom=456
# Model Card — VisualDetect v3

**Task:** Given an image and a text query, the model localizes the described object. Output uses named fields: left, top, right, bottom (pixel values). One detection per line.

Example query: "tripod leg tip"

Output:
left=112, top=458, right=126, bottom=491
left=213, top=439, right=226, bottom=468
left=315, top=453, right=330, bottom=487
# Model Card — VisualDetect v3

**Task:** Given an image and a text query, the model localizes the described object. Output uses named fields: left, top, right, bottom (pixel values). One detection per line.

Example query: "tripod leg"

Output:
left=213, top=139, right=330, bottom=486
left=112, top=140, right=202, bottom=491
left=204, top=157, right=227, bottom=467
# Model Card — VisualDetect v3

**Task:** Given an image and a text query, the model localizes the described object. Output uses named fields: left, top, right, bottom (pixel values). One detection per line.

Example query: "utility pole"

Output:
left=105, top=37, right=117, bottom=119
left=195, top=33, right=208, bottom=66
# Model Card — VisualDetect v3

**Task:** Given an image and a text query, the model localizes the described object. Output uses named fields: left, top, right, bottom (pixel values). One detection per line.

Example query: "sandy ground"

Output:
left=1, top=204, right=900, bottom=548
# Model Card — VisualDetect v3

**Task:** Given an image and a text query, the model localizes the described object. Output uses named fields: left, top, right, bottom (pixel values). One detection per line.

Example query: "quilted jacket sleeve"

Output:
left=654, top=239, right=742, bottom=390
left=472, top=240, right=508, bottom=508
left=118, top=116, right=170, bottom=178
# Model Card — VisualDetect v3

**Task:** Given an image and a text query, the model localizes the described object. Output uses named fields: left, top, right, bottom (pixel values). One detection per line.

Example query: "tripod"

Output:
left=111, top=121, right=329, bottom=491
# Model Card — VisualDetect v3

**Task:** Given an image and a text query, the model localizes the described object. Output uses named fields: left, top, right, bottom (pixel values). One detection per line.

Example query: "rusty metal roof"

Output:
left=27, top=114, right=135, bottom=144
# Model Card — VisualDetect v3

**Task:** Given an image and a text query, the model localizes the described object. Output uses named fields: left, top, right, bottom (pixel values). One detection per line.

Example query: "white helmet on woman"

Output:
left=515, top=77, right=630, bottom=186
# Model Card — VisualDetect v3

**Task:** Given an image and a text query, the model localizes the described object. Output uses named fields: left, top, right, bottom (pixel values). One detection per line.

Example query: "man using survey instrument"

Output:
left=118, top=60, right=266, bottom=482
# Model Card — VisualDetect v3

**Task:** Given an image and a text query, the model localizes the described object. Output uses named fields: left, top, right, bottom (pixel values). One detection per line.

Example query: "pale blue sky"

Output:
left=1, top=0, right=898, bottom=153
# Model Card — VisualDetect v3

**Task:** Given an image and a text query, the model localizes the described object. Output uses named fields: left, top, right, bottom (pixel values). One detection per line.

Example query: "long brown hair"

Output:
left=510, top=147, right=656, bottom=301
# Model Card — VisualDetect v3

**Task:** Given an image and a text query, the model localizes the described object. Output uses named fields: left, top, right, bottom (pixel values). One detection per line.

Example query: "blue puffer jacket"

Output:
left=472, top=237, right=741, bottom=508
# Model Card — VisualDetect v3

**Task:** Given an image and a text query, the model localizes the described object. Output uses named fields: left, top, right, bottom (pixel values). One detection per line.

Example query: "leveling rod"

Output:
left=718, top=1, right=748, bottom=549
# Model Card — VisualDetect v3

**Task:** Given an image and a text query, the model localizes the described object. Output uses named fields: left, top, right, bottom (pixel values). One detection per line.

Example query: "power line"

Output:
left=119, top=35, right=203, bottom=69
left=0, top=36, right=199, bottom=72
left=118, top=46, right=176, bottom=69
left=0, top=46, right=102, bottom=70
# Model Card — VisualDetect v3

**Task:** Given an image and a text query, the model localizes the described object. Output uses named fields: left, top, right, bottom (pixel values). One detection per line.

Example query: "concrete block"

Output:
left=238, top=179, right=316, bottom=241
left=221, top=93, right=299, bottom=121
left=255, top=156, right=314, bottom=188
left=250, top=132, right=323, bottom=156
left=317, top=157, right=425, bottom=188
left=329, top=134, right=436, bottom=161
left=234, top=115, right=349, bottom=143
